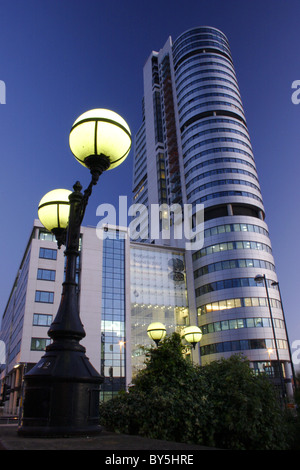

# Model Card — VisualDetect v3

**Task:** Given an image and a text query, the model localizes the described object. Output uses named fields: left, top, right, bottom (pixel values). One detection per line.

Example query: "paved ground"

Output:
left=0, top=424, right=216, bottom=452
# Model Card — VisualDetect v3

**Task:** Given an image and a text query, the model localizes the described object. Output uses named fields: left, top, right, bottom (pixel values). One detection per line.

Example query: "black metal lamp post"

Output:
left=271, top=280, right=297, bottom=392
left=18, top=109, right=131, bottom=437
left=254, top=274, right=286, bottom=401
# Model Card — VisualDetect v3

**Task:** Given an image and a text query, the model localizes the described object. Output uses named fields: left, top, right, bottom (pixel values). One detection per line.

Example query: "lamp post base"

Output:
left=18, top=344, right=103, bottom=437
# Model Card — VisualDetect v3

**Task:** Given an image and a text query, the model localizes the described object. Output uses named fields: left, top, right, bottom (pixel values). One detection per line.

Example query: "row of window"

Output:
left=181, top=116, right=249, bottom=141
left=201, top=316, right=285, bottom=335
left=185, top=155, right=256, bottom=180
left=180, top=100, right=244, bottom=124
left=173, top=33, right=231, bottom=64
left=187, top=178, right=260, bottom=200
left=193, top=189, right=263, bottom=205
left=184, top=147, right=254, bottom=172
left=193, top=239, right=272, bottom=261
left=174, top=43, right=231, bottom=71
left=173, top=47, right=230, bottom=75
left=173, top=27, right=229, bottom=47
left=200, top=338, right=287, bottom=357
left=179, top=91, right=243, bottom=116
left=175, top=58, right=236, bottom=89
left=178, top=77, right=241, bottom=104
left=178, top=82, right=242, bottom=109
left=186, top=168, right=258, bottom=191
left=185, top=138, right=252, bottom=163
left=198, top=296, right=282, bottom=316
left=203, top=222, right=268, bottom=239
left=101, top=234, right=126, bottom=387
left=33, top=238, right=55, bottom=347
left=194, top=257, right=275, bottom=279
left=183, top=123, right=251, bottom=149
left=134, top=157, right=147, bottom=182
left=195, top=277, right=277, bottom=298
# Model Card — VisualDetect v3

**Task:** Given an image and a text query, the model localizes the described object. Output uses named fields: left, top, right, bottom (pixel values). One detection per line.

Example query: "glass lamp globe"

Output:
left=69, top=108, right=131, bottom=172
left=38, top=188, right=71, bottom=234
left=182, top=326, right=202, bottom=349
left=147, top=322, right=166, bottom=345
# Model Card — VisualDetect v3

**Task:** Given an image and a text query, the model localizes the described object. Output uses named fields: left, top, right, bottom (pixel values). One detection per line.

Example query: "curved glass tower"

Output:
left=132, top=26, right=293, bottom=397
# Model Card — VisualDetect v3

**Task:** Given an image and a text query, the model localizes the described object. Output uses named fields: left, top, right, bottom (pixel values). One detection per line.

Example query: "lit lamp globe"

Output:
left=147, top=322, right=166, bottom=346
left=182, top=326, right=202, bottom=349
left=38, top=188, right=71, bottom=247
left=69, top=108, right=131, bottom=175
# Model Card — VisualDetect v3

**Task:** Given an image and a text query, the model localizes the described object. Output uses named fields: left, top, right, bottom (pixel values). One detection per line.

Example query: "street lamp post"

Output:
left=18, top=109, right=131, bottom=437
left=254, top=274, right=286, bottom=401
left=119, top=340, right=125, bottom=390
left=271, top=281, right=297, bottom=392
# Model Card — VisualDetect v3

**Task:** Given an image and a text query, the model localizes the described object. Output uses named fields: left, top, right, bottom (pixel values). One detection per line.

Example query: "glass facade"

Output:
left=100, top=231, right=126, bottom=401
left=130, top=244, right=189, bottom=376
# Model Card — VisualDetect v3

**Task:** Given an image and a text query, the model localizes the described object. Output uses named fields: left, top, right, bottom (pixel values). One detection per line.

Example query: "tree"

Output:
left=99, top=333, right=290, bottom=449
left=201, top=354, right=289, bottom=450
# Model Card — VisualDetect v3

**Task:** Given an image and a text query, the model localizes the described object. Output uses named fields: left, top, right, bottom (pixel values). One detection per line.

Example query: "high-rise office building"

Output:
left=132, top=26, right=293, bottom=390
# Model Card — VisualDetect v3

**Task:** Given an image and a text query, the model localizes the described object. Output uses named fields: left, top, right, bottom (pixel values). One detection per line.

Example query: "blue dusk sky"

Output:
left=0, top=0, right=299, bottom=362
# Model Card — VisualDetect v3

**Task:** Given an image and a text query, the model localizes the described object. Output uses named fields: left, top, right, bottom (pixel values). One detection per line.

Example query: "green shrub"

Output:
left=99, top=333, right=291, bottom=450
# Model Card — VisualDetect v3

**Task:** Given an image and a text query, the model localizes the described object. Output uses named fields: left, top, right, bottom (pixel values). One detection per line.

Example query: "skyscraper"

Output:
left=132, top=26, right=293, bottom=394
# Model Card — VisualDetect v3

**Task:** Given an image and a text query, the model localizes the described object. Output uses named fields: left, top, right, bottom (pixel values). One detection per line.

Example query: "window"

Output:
left=251, top=339, right=265, bottom=350
left=221, top=320, right=229, bottom=330
left=237, top=319, right=245, bottom=329
left=39, top=231, right=56, bottom=242
left=37, top=268, right=56, bottom=281
left=31, top=338, right=51, bottom=351
left=35, top=291, right=54, bottom=303
left=39, top=247, right=57, bottom=260
left=33, top=313, right=52, bottom=326
left=219, top=300, right=227, bottom=310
